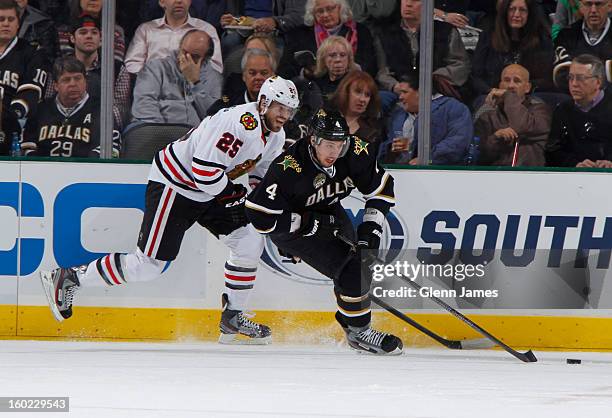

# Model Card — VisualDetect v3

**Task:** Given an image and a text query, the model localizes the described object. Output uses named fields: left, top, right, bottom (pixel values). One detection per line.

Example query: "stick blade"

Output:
left=459, top=338, right=496, bottom=350
left=521, top=350, right=538, bottom=363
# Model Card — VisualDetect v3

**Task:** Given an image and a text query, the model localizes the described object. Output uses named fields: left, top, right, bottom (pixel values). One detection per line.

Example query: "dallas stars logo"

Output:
left=277, top=155, right=302, bottom=173
left=354, top=137, right=369, bottom=156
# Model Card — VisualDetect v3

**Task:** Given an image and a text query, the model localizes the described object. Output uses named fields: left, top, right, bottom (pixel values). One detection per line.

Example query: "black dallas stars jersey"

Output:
left=246, top=136, right=395, bottom=234
left=0, top=37, right=48, bottom=117
left=23, top=95, right=121, bottom=157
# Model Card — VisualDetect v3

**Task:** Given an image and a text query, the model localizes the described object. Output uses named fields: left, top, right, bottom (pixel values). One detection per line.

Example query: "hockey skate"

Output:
left=39, top=267, right=82, bottom=322
left=343, top=324, right=403, bottom=355
left=219, top=294, right=272, bottom=345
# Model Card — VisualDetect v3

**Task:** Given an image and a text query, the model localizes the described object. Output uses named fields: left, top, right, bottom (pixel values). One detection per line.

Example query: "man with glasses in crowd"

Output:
left=553, top=0, right=612, bottom=90
left=546, top=54, right=612, bottom=168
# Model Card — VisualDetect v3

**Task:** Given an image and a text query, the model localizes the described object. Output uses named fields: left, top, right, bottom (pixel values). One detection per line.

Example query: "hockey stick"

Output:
left=370, top=293, right=492, bottom=350
left=336, top=233, right=537, bottom=363
left=335, top=232, right=492, bottom=350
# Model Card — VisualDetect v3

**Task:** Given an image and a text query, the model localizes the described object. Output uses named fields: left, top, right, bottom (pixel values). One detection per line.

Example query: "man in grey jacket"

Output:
left=131, top=29, right=222, bottom=126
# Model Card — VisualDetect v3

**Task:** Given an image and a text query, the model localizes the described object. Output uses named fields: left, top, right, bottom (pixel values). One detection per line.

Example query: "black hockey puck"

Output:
left=566, top=358, right=582, bottom=364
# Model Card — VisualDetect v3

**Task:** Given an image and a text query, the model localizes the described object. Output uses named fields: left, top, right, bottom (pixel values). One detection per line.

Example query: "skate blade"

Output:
left=39, top=271, right=65, bottom=322
left=348, top=343, right=403, bottom=356
left=218, top=333, right=272, bottom=345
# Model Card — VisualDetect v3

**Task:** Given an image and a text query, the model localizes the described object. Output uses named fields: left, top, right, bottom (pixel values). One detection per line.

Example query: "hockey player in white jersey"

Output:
left=40, top=76, right=299, bottom=344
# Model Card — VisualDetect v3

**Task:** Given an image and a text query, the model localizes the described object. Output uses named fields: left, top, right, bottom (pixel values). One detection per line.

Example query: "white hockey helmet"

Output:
left=257, top=76, right=300, bottom=119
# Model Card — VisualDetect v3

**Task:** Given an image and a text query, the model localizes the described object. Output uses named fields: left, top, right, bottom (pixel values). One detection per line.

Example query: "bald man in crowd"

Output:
left=474, top=64, right=552, bottom=166
left=131, top=29, right=222, bottom=125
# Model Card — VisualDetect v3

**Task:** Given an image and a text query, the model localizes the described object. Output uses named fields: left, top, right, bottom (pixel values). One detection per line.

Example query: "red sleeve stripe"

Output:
left=163, top=148, right=197, bottom=189
left=192, top=166, right=222, bottom=177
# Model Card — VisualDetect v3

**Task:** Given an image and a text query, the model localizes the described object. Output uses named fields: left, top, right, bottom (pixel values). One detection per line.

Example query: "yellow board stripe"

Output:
left=4, top=305, right=612, bottom=350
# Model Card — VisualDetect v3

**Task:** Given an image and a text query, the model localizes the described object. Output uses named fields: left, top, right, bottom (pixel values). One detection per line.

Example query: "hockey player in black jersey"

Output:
left=0, top=0, right=49, bottom=155
left=22, top=55, right=121, bottom=157
left=245, top=109, right=403, bottom=355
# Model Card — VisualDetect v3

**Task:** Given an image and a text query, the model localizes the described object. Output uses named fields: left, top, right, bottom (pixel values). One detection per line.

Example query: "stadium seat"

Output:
left=121, top=123, right=194, bottom=160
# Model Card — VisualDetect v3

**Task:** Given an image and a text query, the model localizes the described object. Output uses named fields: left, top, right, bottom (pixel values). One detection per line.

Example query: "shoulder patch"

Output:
left=277, top=155, right=302, bottom=173
left=353, top=137, right=369, bottom=156
left=313, top=173, right=326, bottom=188
left=240, top=112, right=258, bottom=131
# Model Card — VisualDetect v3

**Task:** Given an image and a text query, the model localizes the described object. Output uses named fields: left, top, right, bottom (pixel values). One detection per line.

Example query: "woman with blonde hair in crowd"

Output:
left=286, top=36, right=358, bottom=141
left=311, top=35, right=358, bottom=104
left=279, top=0, right=378, bottom=79
left=332, top=70, right=382, bottom=150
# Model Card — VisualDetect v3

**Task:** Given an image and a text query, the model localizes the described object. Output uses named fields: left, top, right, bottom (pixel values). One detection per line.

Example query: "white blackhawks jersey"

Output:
left=149, top=102, right=285, bottom=202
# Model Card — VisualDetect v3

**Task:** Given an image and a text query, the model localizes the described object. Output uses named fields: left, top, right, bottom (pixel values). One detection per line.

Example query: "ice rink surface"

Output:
left=1, top=340, right=612, bottom=418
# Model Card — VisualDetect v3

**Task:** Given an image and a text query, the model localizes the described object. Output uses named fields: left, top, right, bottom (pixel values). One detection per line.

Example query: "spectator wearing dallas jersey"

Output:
left=44, top=15, right=131, bottom=130
left=0, top=0, right=49, bottom=156
left=22, top=56, right=121, bottom=158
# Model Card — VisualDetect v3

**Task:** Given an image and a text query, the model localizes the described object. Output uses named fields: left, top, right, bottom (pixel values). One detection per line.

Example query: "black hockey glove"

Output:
left=296, top=212, right=339, bottom=240
left=357, top=221, right=383, bottom=265
left=216, top=181, right=247, bottom=207
left=216, top=181, right=248, bottom=225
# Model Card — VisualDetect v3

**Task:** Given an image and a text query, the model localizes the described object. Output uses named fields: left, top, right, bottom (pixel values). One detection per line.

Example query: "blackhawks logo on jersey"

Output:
left=353, top=137, right=369, bottom=156
left=277, top=155, right=302, bottom=173
left=240, top=112, right=258, bottom=130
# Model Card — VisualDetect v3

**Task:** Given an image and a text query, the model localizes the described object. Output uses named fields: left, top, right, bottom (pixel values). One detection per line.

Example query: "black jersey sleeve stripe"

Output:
left=193, top=174, right=225, bottom=186
left=154, top=153, right=202, bottom=192
left=169, top=144, right=196, bottom=181
left=192, top=157, right=227, bottom=170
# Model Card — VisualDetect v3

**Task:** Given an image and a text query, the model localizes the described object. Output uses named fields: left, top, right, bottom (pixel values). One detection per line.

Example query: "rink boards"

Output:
left=1, top=159, right=612, bottom=349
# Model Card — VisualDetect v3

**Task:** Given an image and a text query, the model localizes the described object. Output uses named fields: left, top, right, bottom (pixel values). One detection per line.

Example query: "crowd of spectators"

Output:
left=1, top=0, right=612, bottom=168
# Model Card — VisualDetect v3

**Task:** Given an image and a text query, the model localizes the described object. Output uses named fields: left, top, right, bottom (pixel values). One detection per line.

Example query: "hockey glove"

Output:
left=297, top=212, right=339, bottom=240
left=357, top=221, right=383, bottom=266
left=216, top=181, right=247, bottom=207
left=216, top=181, right=248, bottom=226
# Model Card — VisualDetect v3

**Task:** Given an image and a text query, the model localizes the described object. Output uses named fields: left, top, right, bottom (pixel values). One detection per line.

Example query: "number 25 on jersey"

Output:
left=216, top=132, right=243, bottom=158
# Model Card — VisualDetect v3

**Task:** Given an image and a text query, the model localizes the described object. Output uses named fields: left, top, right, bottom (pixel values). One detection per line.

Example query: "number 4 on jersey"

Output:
left=216, top=132, right=243, bottom=158
left=266, top=184, right=277, bottom=200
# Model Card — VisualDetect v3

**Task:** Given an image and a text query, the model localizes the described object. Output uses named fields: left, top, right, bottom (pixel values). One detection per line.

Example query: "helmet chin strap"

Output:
left=261, top=115, right=271, bottom=133
left=259, top=102, right=271, bottom=133
left=308, top=142, right=336, bottom=178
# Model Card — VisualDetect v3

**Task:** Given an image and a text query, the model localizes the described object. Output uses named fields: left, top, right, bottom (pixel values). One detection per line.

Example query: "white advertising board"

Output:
left=2, top=162, right=612, bottom=315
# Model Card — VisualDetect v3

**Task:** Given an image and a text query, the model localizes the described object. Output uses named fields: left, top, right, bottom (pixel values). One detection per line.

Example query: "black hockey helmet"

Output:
left=309, top=108, right=351, bottom=157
